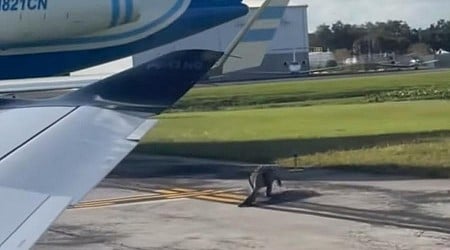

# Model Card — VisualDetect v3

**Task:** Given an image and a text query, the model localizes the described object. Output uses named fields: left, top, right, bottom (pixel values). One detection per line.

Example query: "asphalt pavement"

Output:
left=34, top=153, right=450, bottom=250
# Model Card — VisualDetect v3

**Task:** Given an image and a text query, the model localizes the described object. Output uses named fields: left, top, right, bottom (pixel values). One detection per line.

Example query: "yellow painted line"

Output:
left=74, top=189, right=218, bottom=209
left=119, top=190, right=209, bottom=200
left=79, top=188, right=192, bottom=206
left=164, top=190, right=215, bottom=199
left=171, top=188, right=196, bottom=192
left=79, top=195, right=160, bottom=206
left=74, top=195, right=169, bottom=209
left=155, top=189, right=180, bottom=194
left=215, top=188, right=245, bottom=193
left=212, top=193, right=246, bottom=200
left=161, top=187, right=242, bottom=195
left=195, top=195, right=241, bottom=204
left=80, top=194, right=159, bottom=205
left=73, top=202, right=115, bottom=209
left=74, top=193, right=184, bottom=209
left=73, top=188, right=248, bottom=209
left=156, top=189, right=232, bottom=200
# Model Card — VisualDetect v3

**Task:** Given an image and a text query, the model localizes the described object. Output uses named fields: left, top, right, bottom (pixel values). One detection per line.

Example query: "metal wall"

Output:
left=436, top=54, right=450, bottom=68
left=133, top=5, right=309, bottom=81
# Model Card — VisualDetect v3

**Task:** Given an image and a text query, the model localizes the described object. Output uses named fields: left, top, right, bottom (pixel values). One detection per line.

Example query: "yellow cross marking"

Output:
left=72, top=187, right=246, bottom=209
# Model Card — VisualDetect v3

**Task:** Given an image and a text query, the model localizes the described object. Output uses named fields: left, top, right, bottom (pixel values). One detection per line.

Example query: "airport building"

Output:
left=133, top=2, right=310, bottom=81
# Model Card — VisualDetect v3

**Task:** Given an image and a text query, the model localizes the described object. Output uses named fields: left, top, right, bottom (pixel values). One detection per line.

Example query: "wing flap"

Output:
left=0, top=107, right=157, bottom=249
left=0, top=107, right=75, bottom=158
left=0, top=187, right=71, bottom=250
left=0, top=49, right=222, bottom=249
left=0, top=76, right=100, bottom=95
left=127, top=119, right=158, bottom=142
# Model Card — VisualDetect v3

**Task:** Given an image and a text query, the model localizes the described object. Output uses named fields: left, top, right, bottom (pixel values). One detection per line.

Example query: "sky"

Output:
left=247, top=0, right=450, bottom=32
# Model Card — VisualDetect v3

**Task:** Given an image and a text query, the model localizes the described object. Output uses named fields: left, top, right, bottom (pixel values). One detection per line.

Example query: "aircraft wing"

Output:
left=0, top=50, right=222, bottom=250
left=1, top=1, right=281, bottom=94
left=0, top=75, right=108, bottom=95
left=422, top=59, right=439, bottom=65
left=0, top=107, right=157, bottom=250
left=252, top=65, right=343, bottom=75
left=377, top=58, right=438, bottom=68
left=377, top=63, right=414, bottom=68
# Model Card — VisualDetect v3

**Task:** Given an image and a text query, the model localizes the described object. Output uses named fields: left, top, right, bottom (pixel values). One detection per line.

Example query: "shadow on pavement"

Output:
left=258, top=199, right=450, bottom=235
left=258, top=190, right=321, bottom=205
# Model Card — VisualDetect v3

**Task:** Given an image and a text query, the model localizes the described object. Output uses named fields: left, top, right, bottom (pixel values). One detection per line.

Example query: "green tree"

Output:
left=315, top=24, right=334, bottom=50
left=312, top=19, right=449, bottom=54
left=423, top=19, right=450, bottom=50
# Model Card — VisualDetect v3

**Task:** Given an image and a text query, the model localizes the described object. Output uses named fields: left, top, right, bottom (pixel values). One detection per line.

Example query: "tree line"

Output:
left=309, top=20, right=450, bottom=55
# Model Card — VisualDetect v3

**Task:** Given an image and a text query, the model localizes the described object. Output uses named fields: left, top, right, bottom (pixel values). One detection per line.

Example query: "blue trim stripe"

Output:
left=110, top=0, right=121, bottom=27
left=0, top=1, right=249, bottom=80
left=242, top=28, right=277, bottom=42
left=124, top=0, right=134, bottom=23
left=260, top=6, right=286, bottom=19
left=8, top=0, right=185, bottom=49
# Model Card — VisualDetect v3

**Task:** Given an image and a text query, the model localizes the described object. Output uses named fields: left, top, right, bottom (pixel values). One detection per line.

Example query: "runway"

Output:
left=34, top=154, right=450, bottom=250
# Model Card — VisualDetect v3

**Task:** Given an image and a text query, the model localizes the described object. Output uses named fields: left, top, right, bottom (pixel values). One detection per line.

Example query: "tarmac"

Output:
left=34, top=153, right=450, bottom=250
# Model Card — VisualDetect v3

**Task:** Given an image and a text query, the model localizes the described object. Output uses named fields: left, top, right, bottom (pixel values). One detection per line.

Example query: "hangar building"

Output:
left=133, top=1, right=309, bottom=81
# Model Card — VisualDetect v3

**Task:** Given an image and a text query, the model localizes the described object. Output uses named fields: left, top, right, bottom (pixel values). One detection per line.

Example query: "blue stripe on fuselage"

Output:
left=0, top=1, right=248, bottom=80
left=124, top=0, right=134, bottom=23
left=110, top=0, right=120, bottom=27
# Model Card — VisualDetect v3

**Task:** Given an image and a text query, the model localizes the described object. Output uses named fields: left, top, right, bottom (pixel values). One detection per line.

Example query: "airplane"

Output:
left=0, top=0, right=248, bottom=80
left=0, top=0, right=291, bottom=94
left=377, top=53, right=439, bottom=70
left=284, top=48, right=308, bottom=74
left=246, top=48, right=341, bottom=76
left=0, top=1, right=286, bottom=249
left=0, top=49, right=223, bottom=250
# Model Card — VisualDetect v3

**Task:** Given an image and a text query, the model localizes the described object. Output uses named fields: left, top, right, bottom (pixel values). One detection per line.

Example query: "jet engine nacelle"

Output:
left=0, top=0, right=141, bottom=49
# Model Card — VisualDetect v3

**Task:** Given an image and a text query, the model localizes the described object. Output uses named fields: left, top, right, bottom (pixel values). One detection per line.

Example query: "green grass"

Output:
left=140, top=100, right=450, bottom=177
left=146, top=101, right=450, bottom=142
left=277, top=138, right=450, bottom=178
left=139, top=70, right=450, bottom=177
left=175, top=70, right=450, bottom=111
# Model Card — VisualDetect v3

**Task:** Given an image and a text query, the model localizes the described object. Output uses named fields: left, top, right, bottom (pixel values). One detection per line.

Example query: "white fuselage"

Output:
left=0, top=0, right=249, bottom=80
left=0, top=0, right=195, bottom=56
left=0, top=0, right=141, bottom=49
left=288, top=62, right=301, bottom=73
